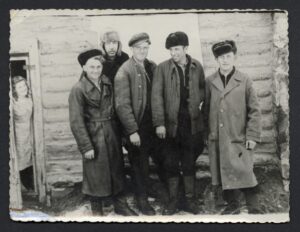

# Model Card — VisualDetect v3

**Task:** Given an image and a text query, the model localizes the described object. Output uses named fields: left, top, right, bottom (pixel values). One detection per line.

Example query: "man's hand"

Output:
left=156, top=126, right=166, bottom=139
left=84, top=150, right=95, bottom=159
left=246, top=140, right=256, bottom=150
left=130, top=132, right=141, bottom=146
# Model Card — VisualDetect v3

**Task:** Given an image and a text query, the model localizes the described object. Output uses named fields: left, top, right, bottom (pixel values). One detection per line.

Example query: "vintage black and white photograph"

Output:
left=9, top=9, right=289, bottom=223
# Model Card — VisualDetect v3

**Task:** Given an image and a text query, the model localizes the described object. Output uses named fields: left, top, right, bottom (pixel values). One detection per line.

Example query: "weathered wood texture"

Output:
left=10, top=13, right=280, bottom=186
left=272, top=13, right=289, bottom=191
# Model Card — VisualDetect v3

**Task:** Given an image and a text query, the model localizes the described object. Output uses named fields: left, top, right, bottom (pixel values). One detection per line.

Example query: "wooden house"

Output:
left=9, top=10, right=289, bottom=207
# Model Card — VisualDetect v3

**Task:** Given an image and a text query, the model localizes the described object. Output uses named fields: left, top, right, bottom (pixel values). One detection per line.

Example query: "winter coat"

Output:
left=69, top=73, right=125, bottom=197
left=151, top=56, right=206, bottom=138
left=205, top=69, right=261, bottom=190
left=114, top=57, right=156, bottom=135
left=102, top=51, right=129, bottom=84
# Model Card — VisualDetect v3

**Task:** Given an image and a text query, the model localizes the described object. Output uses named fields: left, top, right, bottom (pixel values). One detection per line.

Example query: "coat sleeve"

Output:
left=151, top=64, right=165, bottom=128
left=114, top=66, right=139, bottom=136
left=203, top=78, right=211, bottom=140
left=245, top=77, right=262, bottom=142
left=68, top=86, right=93, bottom=155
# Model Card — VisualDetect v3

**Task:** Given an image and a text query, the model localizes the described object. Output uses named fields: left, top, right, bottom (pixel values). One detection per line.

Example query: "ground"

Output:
left=20, top=164, right=289, bottom=217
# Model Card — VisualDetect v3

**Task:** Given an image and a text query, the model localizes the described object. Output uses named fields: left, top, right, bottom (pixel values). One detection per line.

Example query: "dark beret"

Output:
left=128, top=33, right=151, bottom=47
left=212, top=40, right=237, bottom=58
left=78, top=49, right=103, bottom=67
left=165, top=31, right=189, bottom=49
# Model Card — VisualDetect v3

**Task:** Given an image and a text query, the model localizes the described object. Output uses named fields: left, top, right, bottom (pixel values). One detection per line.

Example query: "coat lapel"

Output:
left=211, top=72, right=225, bottom=92
left=223, top=71, right=242, bottom=96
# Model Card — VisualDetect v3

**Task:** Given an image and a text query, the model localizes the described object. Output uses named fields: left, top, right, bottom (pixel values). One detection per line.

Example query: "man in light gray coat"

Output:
left=205, top=40, right=264, bottom=214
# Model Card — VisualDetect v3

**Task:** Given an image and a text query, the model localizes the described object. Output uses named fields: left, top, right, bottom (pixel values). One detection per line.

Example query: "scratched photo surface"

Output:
left=9, top=9, right=289, bottom=223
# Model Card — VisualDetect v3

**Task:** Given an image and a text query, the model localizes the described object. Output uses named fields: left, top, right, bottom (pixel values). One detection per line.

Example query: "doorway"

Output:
left=10, top=55, right=38, bottom=202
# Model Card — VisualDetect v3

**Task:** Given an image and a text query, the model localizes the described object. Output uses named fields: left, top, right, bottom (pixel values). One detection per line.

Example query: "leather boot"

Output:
left=113, top=192, right=138, bottom=216
left=182, top=176, right=200, bottom=214
left=90, top=197, right=104, bottom=216
left=162, top=177, right=179, bottom=215
left=221, top=190, right=240, bottom=215
left=137, top=196, right=156, bottom=215
left=244, top=187, right=265, bottom=214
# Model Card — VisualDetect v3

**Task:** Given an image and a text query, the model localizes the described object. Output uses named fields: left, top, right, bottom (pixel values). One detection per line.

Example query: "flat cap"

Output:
left=165, top=31, right=189, bottom=49
left=128, top=33, right=151, bottom=47
left=77, top=49, right=103, bottom=67
left=212, top=40, right=237, bottom=58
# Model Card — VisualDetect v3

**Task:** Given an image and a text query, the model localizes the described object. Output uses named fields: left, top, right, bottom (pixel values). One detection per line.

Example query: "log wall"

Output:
left=10, top=11, right=284, bottom=186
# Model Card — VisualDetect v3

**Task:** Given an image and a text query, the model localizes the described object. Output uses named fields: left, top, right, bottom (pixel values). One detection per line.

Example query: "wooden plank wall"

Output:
left=10, top=12, right=277, bottom=186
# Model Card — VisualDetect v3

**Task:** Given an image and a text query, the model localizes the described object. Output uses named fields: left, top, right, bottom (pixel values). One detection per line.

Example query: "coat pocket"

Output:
left=230, top=142, right=254, bottom=171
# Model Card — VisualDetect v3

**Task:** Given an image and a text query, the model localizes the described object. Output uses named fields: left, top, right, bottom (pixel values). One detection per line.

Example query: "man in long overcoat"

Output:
left=69, top=49, right=137, bottom=216
left=152, top=32, right=205, bottom=215
left=205, top=40, right=264, bottom=214
left=114, top=33, right=163, bottom=215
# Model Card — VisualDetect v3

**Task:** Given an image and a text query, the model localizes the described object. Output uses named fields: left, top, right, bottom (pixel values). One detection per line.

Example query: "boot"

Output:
left=221, top=190, right=240, bottom=215
left=90, top=197, right=104, bottom=216
left=244, top=187, right=265, bottom=214
left=137, top=196, right=156, bottom=215
left=113, top=192, right=138, bottom=216
left=162, top=177, right=179, bottom=215
left=182, top=176, right=200, bottom=214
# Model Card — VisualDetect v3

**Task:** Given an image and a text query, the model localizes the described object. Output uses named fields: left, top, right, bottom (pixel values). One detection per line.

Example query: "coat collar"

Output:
left=80, top=72, right=111, bottom=93
left=105, top=51, right=128, bottom=65
left=211, top=69, right=243, bottom=95
left=169, top=54, right=197, bottom=72
left=129, top=56, right=153, bottom=68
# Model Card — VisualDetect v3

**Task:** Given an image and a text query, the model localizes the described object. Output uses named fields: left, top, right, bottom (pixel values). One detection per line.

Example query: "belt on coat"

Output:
left=86, top=116, right=115, bottom=122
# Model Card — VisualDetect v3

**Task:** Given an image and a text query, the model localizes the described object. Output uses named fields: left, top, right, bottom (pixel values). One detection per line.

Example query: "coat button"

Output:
left=138, top=85, right=142, bottom=88
left=220, top=109, right=224, bottom=113
left=220, top=123, right=224, bottom=128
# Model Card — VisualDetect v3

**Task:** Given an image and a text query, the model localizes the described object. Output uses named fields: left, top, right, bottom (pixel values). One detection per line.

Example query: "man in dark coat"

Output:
left=152, top=32, right=205, bottom=215
left=114, top=33, right=163, bottom=215
left=205, top=40, right=264, bottom=214
left=100, top=29, right=129, bottom=84
left=69, top=49, right=137, bottom=216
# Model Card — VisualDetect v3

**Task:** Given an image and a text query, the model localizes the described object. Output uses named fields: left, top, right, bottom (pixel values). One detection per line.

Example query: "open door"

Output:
left=9, top=40, right=47, bottom=204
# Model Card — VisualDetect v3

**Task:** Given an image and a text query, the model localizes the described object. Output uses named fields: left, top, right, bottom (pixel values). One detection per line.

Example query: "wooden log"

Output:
left=45, top=138, right=78, bottom=160
left=44, top=121, right=73, bottom=141
left=40, top=52, right=80, bottom=67
left=42, top=75, right=78, bottom=93
left=44, top=108, right=69, bottom=123
left=46, top=160, right=83, bottom=185
left=40, top=64, right=81, bottom=80
left=42, top=92, right=69, bottom=109
left=198, top=13, right=272, bottom=29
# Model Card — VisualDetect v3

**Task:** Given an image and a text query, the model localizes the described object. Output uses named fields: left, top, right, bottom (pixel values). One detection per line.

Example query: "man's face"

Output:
left=104, top=41, right=119, bottom=58
left=169, top=45, right=188, bottom=63
left=131, top=41, right=149, bottom=63
left=83, top=58, right=103, bottom=81
left=216, top=52, right=236, bottom=72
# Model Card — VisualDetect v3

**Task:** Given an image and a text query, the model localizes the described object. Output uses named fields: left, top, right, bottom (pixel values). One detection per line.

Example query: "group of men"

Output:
left=68, top=29, right=263, bottom=217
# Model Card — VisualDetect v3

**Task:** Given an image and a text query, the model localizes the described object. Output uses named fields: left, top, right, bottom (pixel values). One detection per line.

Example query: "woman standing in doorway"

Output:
left=12, top=76, right=34, bottom=191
